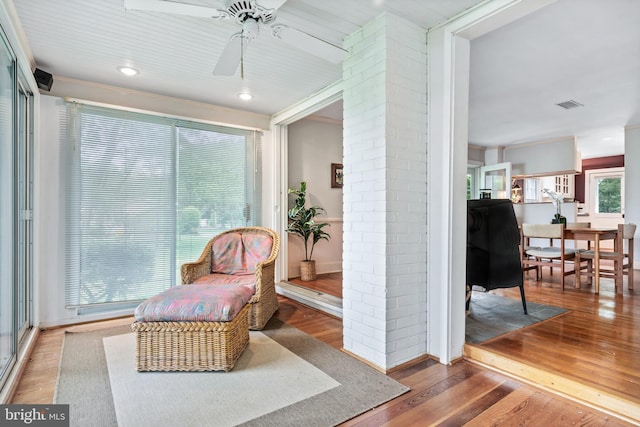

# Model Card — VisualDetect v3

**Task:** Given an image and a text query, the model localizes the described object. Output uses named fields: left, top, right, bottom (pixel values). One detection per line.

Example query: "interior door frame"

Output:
left=426, top=0, right=558, bottom=362
left=269, top=0, right=558, bottom=365
left=270, top=81, right=343, bottom=283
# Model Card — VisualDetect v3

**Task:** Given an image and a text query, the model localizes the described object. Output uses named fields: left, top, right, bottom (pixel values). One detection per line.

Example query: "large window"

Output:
left=0, top=30, right=16, bottom=388
left=64, top=103, right=260, bottom=308
left=0, top=31, right=34, bottom=392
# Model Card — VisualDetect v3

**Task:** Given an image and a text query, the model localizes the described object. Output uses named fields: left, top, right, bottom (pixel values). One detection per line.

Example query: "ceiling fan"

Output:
left=124, top=0, right=348, bottom=76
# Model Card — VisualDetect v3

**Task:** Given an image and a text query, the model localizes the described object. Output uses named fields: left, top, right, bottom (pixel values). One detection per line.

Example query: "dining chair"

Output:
left=576, top=223, right=636, bottom=293
left=520, top=223, right=584, bottom=290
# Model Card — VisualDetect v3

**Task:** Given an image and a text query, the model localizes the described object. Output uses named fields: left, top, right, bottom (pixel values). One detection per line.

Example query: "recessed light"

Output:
left=117, top=66, right=139, bottom=77
left=238, top=92, right=253, bottom=101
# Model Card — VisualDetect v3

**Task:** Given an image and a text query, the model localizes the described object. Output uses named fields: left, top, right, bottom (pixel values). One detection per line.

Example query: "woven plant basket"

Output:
left=300, top=260, right=317, bottom=281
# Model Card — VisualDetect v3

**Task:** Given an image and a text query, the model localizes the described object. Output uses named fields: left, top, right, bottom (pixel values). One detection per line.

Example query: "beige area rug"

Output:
left=104, top=332, right=339, bottom=426
left=55, top=319, right=409, bottom=427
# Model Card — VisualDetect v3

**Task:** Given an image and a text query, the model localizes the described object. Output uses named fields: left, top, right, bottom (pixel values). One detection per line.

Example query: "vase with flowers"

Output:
left=543, top=188, right=566, bottom=224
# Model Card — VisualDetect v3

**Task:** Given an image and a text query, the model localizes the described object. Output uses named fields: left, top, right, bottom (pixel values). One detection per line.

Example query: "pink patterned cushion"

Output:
left=134, top=284, right=254, bottom=322
left=211, top=232, right=273, bottom=275
left=211, top=233, right=245, bottom=274
left=242, top=233, right=273, bottom=272
left=193, top=273, right=256, bottom=288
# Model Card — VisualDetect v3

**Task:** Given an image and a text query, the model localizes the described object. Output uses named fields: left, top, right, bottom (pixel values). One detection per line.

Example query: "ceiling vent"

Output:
left=556, top=100, right=583, bottom=110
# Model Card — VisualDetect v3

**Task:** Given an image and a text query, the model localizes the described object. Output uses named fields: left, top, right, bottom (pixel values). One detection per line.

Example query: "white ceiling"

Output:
left=11, top=0, right=640, bottom=159
left=11, top=0, right=481, bottom=115
left=469, top=0, right=640, bottom=159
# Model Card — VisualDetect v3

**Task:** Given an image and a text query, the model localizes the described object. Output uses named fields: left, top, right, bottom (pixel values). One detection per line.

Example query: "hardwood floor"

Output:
left=475, top=271, right=640, bottom=423
left=288, top=271, right=343, bottom=298
left=10, top=270, right=638, bottom=426
left=286, top=270, right=640, bottom=424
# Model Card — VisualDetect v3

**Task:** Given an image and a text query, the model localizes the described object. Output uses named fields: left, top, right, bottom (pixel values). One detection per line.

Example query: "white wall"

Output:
left=625, top=126, right=640, bottom=265
left=38, top=96, right=74, bottom=327
left=512, top=202, right=577, bottom=225
left=287, top=116, right=343, bottom=277
left=49, top=77, right=270, bottom=131
left=468, top=145, right=485, bottom=164
left=287, top=117, right=343, bottom=217
left=37, top=88, right=272, bottom=327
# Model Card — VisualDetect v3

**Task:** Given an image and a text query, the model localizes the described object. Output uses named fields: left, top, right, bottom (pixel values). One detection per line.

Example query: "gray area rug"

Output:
left=466, top=291, right=567, bottom=344
left=55, top=318, right=409, bottom=427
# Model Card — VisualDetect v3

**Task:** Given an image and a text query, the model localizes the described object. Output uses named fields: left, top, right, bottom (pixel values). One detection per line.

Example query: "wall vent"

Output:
left=556, top=100, right=583, bottom=110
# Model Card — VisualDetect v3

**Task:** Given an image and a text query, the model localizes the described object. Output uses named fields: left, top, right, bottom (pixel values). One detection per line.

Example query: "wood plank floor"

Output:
left=476, top=271, right=640, bottom=423
left=11, top=271, right=638, bottom=426
left=285, top=271, right=640, bottom=424
left=288, top=271, right=343, bottom=298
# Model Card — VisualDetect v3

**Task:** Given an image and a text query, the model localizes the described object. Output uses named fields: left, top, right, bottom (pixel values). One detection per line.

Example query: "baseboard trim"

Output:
left=288, top=263, right=342, bottom=278
left=276, top=281, right=342, bottom=318
left=385, top=354, right=436, bottom=375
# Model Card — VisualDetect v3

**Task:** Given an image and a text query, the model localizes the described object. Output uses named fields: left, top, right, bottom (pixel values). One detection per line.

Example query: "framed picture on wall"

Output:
left=331, top=163, right=343, bottom=188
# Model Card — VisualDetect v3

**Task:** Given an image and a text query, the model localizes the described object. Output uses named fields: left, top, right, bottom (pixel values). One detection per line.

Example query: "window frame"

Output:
left=585, top=167, right=625, bottom=219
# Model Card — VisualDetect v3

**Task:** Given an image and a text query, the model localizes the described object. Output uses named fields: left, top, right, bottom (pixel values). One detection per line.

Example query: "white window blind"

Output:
left=64, top=102, right=259, bottom=307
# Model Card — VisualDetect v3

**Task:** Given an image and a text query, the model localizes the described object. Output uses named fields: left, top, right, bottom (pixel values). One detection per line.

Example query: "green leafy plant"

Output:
left=286, top=181, right=330, bottom=261
left=179, top=206, right=201, bottom=233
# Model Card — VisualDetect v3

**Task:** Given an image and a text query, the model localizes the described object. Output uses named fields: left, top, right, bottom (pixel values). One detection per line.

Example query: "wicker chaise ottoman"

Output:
left=132, top=284, right=254, bottom=372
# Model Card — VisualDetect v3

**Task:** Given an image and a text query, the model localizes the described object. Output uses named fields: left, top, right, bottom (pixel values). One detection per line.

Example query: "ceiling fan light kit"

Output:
left=117, top=66, right=139, bottom=76
left=124, top=0, right=347, bottom=77
left=241, top=17, right=260, bottom=39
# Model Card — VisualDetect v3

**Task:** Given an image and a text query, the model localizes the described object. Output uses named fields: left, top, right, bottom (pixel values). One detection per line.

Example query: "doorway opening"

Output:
left=272, top=96, right=344, bottom=319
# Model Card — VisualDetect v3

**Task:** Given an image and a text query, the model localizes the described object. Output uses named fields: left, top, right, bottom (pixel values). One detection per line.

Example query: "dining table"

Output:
left=564, top=226, right=619, bottom=293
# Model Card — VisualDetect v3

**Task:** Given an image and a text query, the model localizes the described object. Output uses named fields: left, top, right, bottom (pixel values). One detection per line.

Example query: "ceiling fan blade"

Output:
left=258, top=0, right=288, bottom=11
left=213, top=34, right=251, bottom=76
left=272, top=25, right=347, bottom=64
left=124, top=0, right=226, bottom=18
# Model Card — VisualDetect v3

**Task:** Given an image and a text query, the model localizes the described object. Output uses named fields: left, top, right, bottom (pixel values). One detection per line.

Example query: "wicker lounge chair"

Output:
left=180, top=226, right=280, bottom=330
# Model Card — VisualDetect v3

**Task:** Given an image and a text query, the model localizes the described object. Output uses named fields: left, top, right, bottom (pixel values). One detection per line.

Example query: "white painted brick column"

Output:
left=342, top=13, right=427, bottom=370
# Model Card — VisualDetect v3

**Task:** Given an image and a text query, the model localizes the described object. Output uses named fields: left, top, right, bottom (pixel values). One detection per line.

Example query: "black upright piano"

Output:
left=466, top=198, right=527, bottom=314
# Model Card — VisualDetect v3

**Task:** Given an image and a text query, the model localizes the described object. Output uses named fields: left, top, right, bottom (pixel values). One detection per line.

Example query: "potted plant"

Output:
left=286, top=181, right=331, bottom=281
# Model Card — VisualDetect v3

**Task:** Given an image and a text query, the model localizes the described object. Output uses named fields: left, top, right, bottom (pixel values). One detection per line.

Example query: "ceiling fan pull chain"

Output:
left=240, top=31, right=245, bottom=79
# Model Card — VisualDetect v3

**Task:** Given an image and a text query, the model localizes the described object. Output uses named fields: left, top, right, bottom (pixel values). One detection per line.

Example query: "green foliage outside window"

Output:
left=597, top=177, right=621, bottom=213
left=179, top=206, right=201, bottom=233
